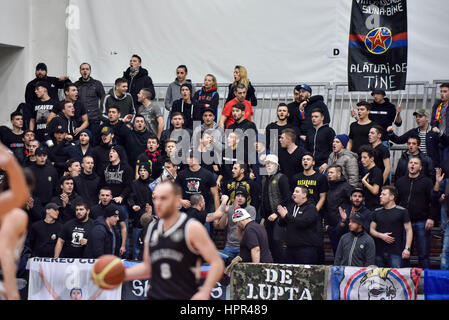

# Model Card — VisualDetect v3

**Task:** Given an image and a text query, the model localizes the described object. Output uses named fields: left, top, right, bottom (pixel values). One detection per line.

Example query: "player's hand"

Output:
left=26, top=197, right=34, bottom=210
left=191, top=289, right=210, bottom=300
left=402, top=248, right=410, bottom=259
left=382, top=232, right=395, bottom=244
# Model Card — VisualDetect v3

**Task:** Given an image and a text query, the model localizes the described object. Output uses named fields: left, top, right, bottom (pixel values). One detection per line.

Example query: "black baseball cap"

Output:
left=101, top=126, right=113, bottom=135
left=351, top=188, right=365, bottom=197
left=35, top=147, right=48, bottom=156
left=349, top=212, right=365, bottom=227
left=45, top=202, right=60, bottom=211
left=371, top=89, right=386, bottom=96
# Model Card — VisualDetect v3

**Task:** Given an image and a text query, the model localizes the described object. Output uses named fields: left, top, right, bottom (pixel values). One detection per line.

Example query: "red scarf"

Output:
left=145, top=149, right=159, bottom=162
left=435, top=101, right=449, bottom=123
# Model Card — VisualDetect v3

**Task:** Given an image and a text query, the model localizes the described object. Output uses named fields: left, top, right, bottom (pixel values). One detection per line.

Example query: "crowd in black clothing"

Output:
left=3, top=56, right=449, bottom=271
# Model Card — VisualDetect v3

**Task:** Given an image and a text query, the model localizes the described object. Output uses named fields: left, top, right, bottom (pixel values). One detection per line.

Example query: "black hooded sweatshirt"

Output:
left=74, top=171, right=101, bottom=207
left=128, top=176, right=153, bottom=228
left=123, top=67, right=155, bottom=106
left=84, top=216, right=118, bottom=258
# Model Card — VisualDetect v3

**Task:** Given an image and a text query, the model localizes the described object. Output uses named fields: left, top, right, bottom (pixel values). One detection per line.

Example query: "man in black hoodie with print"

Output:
left=123, top=54, right=155, bottom=107
left=84, top=205, right=120, bottom=258
left=124, top=115, right=151, bottom=169
left=395, top=156, right=436, bottom=269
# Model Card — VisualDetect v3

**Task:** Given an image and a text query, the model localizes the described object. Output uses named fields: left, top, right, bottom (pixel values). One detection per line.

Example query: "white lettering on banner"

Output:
left=364, top=75, right=396, bottom=90
left=361, top=3, right=404, bottom=16
left=246, top=283, right=312, bottom=300
left=350, top=63, right=407, bottom=74
left=264, top=268, right=292, bottom=284
left=131, top=280, right=150, bottom=297
left=32, top=257, right=96, bottom=264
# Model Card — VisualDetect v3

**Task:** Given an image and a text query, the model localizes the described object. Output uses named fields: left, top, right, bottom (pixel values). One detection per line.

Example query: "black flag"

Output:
left=348, top=0, right=408, bottom=91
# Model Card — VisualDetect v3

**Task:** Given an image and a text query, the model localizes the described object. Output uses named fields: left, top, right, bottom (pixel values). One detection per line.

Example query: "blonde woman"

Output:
left=192, top=74, right=219, bottom=122
left=225, top=65, right=257, bottom=106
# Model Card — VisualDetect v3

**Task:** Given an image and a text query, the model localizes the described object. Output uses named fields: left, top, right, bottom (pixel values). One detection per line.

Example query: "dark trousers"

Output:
left=285, top=246, right=319, bottom=265
left=265, top=222, right=285, bottom=263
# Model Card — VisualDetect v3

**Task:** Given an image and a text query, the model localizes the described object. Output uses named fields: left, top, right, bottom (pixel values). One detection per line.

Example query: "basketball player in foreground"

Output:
left=0, top=144, right=31, bottom=300
left=123, top=181, right=225, bottom=300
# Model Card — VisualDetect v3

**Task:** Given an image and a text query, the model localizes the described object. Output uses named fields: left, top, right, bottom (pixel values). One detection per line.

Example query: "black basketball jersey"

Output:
left=145, top=212, right=203, bottom=300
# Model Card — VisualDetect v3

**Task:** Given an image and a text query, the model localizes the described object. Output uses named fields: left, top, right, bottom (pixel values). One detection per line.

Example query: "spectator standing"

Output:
left=29, top=203, right=62, bottom=257
left=225, top=65, right=257, bottom=107
left=73, top=155, right=100, bottom=208
left=123, top=54, right=155, bottom=107
left=394, top=135, right=434, bottom=180
left=370, top=186, right=413, bottom=268
left=193, top=74, right=219, bottom=122
left=170, top=83, right=195, bottom=130
left=369, top=125, right=391, bottom=184
left=430, top=83, right=449, bottom=162
left=348, top=101, right=375, bottom=155
left=101, top=78, right=135, bottom=123
left=50, top=176, right=83, bottom=224
left=219, top=84, right=254, bottom=129
left=164, top=65, right=195, bottom=112
left=359, top=145, right=383, bottom=210
left=137, top=88, right=164, bottom=139
left=278, top=128, right=306, bottom=178
left=265, top=103, right=296, bottom=154
left=369, top=89, right=403, bottom=143
left=30, top=147, right=59, bottom=205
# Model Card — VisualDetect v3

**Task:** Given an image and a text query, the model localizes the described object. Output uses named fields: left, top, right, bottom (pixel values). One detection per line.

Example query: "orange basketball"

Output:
left=91, top=255, right=125, bottom=289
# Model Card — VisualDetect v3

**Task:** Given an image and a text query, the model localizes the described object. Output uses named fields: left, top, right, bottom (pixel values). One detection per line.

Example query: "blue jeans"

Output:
left=441, top=223, right=449, bottom=270
left=285, top=246, right=319, bottom=265
left=219, top=247, right=240, bottom=262
left=119, top=204, right=130, bottom=259
left=375, top=252, right=403, bottom=268
left=412, top=221, right=431, bottom=269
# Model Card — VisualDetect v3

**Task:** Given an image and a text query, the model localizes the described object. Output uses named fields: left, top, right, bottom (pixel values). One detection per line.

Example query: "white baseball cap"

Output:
left=232, top=208, right=251, bottom=223
left=265, top=154, right=279, bottom=166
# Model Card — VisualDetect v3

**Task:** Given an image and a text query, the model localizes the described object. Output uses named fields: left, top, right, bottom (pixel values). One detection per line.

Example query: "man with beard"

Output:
left=294, top=84, right=331, bottom=139
left=74, top=62, right=106, bottom=141
left=287, top=85, right=302, bottom=128
left=137, top=88, right=164, bottom=138
left=124, top=115, right=152, bottom=171
left=277, top=186, right=322, bottom=265
left=25, top=62, right=70, bottom=105
left=265, top=103, right=297, bottom=153
left=334, top=211, right=376, bottom=267
left=29, top=82, right=60, bottom=145
left=121, top=182, right=224, bottom=300
left=222, top=163, right=259, bottom=212
left=74, top=155, right=100, bottom=208
left=66, top=129, right=94, bottom=162
left=54, top=201, right=95, bottom=258
left=335, top=188, right=372, bottom=240
left=50, top=176, right=83, bottom=224
left=47, top=83, right=89, bottom=140
left=123, top=54, right=155, bottom=107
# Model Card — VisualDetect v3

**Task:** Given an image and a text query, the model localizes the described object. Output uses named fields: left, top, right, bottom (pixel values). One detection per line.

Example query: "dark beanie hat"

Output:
left=335, top=134, right=349, bottom=148
left=36, top=62, right=47, bottom=72
left=105, top=205, right=121, bottom=218
left=138, top=161, right=152, bottom=174
left=110, top=145, right=126, bottom=161
left=80, top=129, right=93, bottom=141
left=180, top=83, right=192, bottom=93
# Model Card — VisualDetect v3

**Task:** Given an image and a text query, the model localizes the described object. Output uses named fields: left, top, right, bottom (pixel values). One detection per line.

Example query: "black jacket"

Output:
left=278, top=199, right=322, bottom=248
left=294, top=95, right=331, bottom=135
left=74, top=171, right=101, bottom=207
left=30, top=163, right=59, bottom=205
left=123, top=67, right=155, bottom=106
left=395, top=173, right=437, bottom=223
left=74, top=77, right=105, bottom=122
left=193, top=86, right=219, bottom=121
left=102, top=162, right=134, bottom=200
left=84, top=216, right=118, bottom=258
left=334, top=230, right=376, bottom=267
left=369, top=98, right=401, bottom=137
left=394, top=150, right=434, bottom=181
left=305, top=124, right=336, bottom=166
left=92, top=141, right=128, bottom=177
left=388, top=127, right=442, bottom=168
left=128, top=177, right=153, bottom=228
left=125, top=128, right=152, bottom=168
left=47, top=140, right=71, bottom=176
left=98, top=120, right=130, bottom=146
left=325, top=177, right=354, bottom=226
left=47, top=113, right=76, bottom=138
left=335, top=205, right=372, bottom=237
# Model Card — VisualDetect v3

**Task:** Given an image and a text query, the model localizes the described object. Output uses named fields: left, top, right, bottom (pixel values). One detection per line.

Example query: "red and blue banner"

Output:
left=348, top=0, right=408, bottom=91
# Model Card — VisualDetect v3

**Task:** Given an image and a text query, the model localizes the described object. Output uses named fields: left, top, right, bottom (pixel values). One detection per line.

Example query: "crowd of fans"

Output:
left=3, top=55, right=449, bottom=274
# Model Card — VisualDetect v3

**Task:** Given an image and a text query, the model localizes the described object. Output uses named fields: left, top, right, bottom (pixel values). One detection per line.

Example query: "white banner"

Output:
left=28, top=257, right=122, bottom=300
